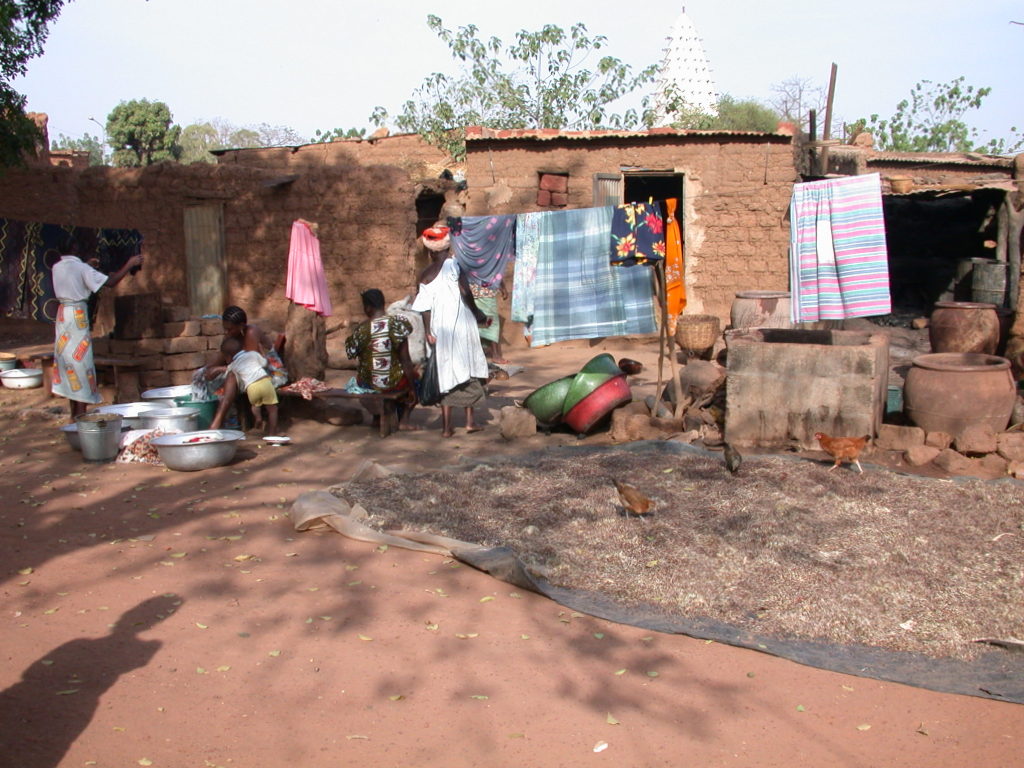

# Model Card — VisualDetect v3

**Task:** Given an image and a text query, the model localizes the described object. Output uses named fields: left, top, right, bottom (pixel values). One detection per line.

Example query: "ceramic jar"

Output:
left=928, top=301, right=999, bottom=355
left=730, top=291, right=793, bottom=330
left=903, top=352, right=1015, bottom=435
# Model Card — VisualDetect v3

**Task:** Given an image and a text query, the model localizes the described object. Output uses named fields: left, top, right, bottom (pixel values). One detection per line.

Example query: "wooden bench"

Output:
left=281, top=387, right=405, bottom=437
left=28, top=351, right=143, bottom=402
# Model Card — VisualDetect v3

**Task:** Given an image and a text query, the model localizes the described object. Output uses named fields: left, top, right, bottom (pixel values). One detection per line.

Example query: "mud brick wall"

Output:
left=0, top=161, right=419, bottom=334
left=463, top=131, right=799, bottom=327
left=91, top=307, right=226, bottom=388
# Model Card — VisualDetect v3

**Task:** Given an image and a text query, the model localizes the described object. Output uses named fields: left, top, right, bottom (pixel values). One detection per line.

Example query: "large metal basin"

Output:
left=150, top=430, right=246, bottom=471
left=95, top=402, right=165, bottom=428
left=141, top=385, right=194, bottom=409
left=142, top=406, right=200, bottom=432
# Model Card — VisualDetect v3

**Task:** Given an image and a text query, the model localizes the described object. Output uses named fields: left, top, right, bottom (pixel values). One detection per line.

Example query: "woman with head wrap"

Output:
left=411, top=226, right=490, bottom=437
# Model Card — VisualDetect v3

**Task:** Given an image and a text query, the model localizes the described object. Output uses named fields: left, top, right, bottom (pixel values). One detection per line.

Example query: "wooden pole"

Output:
left=652, top=264, right=667, bottom=417
left=819, top=63, right=838, bottom=175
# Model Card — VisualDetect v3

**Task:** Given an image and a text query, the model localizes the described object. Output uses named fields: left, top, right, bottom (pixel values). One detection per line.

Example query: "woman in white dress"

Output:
left=412, top=226, right=490, bottom=437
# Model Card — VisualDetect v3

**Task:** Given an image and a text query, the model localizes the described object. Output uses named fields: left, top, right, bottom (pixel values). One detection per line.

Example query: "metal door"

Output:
left=183, top=204, right=226, bottom=316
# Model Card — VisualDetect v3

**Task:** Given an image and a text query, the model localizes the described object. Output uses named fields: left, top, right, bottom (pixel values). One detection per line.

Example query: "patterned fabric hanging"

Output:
left=663, top=198, right=686, bottom=334
left=610, top=201, right=666, bottom=266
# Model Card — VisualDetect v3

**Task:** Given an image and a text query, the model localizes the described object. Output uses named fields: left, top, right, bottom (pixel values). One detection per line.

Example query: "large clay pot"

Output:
left=730, top=291, right=793, bottom=330
left=903, top=352, right=1015, bottom=435
left=928, top=301, right=999, bottom=355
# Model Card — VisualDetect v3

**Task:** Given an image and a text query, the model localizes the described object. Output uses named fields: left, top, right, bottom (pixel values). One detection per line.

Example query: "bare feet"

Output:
left=466, top=426, right=484, bottom=434
left=399, top=423, right=423, bottom=431
left=442, top=429, right=455, bottom=438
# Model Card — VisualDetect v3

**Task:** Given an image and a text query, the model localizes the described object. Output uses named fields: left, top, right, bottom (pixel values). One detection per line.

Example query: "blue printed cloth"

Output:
left=530, top=207, right=657, bottom=347
left=510, top=211, right=542, bottom=328
left=449, top=214, right=516, bottom=289
left=610, top=201, right=666, bottom=266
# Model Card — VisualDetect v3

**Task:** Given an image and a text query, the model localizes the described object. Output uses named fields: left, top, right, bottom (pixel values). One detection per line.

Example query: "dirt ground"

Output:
left=1, top=327, right=1022, bottom=768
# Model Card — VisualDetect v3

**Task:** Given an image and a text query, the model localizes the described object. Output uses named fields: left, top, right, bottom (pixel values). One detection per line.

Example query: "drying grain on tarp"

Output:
left=338, top=447, right=1024, bottom=660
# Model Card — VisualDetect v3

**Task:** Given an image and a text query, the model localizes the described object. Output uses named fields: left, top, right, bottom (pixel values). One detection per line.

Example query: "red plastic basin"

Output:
left=563, top=374, right=632, bottom=434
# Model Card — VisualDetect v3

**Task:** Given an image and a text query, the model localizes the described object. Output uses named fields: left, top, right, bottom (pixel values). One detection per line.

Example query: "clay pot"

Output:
left=928, top=301, right=999, bottom=355
left=903, top=352, right=1015, bottom=435
left=730, top=291, right=793, bottom=330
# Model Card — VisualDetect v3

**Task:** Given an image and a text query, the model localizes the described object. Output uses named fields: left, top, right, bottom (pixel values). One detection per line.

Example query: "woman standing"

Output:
left=52, top=239, right=143, bottom=417
left=412, top=226, right=490, bottom=437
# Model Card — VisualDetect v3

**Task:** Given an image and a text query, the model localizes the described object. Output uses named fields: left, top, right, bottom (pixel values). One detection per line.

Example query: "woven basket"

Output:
left=675, top=314, right=721, bottom=351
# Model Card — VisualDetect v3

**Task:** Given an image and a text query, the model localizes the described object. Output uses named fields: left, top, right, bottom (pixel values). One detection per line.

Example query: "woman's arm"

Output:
left=421, top=310, right=434, bottom=345
left=243, top=325, right=262, bottom=352
left=103, top=254, right=143, bottom=289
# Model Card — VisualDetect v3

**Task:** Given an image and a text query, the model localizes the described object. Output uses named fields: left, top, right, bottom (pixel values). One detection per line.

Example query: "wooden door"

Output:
left=183, top=204, right=225, bottom=316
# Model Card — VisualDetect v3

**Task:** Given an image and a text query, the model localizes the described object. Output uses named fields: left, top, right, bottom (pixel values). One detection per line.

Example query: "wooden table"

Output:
left=282, top=387, right=405, bottom=437
left=28, top=351, right=143, bottom=402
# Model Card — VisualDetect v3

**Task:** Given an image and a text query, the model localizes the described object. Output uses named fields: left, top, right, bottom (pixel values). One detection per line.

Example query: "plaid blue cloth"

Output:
left=531, top=207, right=657, bottom=347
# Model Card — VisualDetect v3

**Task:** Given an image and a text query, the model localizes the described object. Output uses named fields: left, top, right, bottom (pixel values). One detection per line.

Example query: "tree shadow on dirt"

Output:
left=0, top=595, right=180, bottom=768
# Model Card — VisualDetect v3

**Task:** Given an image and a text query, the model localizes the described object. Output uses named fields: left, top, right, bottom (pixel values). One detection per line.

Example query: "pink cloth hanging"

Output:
left=285, top=220, right=333, bottom=316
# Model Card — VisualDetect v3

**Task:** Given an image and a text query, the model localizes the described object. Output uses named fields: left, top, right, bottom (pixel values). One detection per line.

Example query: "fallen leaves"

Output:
left=606, top=713, right=620, bottom=725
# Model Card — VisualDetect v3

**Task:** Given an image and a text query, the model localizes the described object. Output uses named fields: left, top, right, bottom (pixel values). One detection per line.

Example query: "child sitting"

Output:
left=221, top=336, right=279, bottom=435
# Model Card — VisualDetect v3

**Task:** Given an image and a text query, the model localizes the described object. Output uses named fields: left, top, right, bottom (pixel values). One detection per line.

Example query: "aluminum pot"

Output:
left=150, top=430, right=245, bottom=471
left=1, top=368, right=43, bottom=389
left=141, top=385, right=194, bottom=409
left=142, top=407, right=200, bottom=433
left=76, top=413, right=123, bottom=462
left=94, top=402, right=166, bottom=429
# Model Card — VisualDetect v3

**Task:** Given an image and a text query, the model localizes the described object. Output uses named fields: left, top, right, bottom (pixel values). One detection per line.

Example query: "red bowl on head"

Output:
left=563, top=374, right=632, bottom=434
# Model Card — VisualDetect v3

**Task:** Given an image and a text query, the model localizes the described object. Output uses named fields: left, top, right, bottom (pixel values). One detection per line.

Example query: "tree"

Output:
left=669, top=94, right=780, bottom=132
left=50, top=132, right=107, bottom=166
left=0, top=0, right=65, bottom=167
left=857, top=77, right=1023, bottom=154
left=373, top=15, right=658, bottom=159
left=106, top=99, right=182, bottom=166
left=180, top=119, right=304, bottom=163
left=769, top=76, right=826, bottom=134
left=311, top=127, right=366, bottom=143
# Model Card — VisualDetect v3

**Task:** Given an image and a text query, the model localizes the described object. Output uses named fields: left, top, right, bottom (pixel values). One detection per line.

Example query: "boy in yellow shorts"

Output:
left=221, top=337, right=279, bottom=435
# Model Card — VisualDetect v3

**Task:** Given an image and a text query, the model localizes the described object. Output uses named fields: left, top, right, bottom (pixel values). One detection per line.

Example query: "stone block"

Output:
left=954, top=425, right=998, bottom=456
left=163, top=320, right=201, bottom=338
left=92, top=335, right=111, bottom=355
left=996, top=431, right=1024, bottom=462
left=113, top=293, right=162, bottom=340
left=979, top=453, right=1008, bottom=476
left=141, top=369, right=170, bottom=388
left=536, top=189, right=551, bottom=206
left=164, top=335, right=207, bottom=354
left=550, top=192, right=568, bottom=207
left=875, top=424, right=925, bottom=451
left=1008, top=460, right=1024, bottom=479
left=538, top=173, right=568, bottom=193
left=610, top=411, right=668, bottom=443
left=163, top=351, right=206, bottom=371
left=925, top=431, right=952, bottom=450
left=137, top=355, right=164, bottom=371
left=201, top=318, right=222, bottom=336
left=162, top=305, right=191, bottom=323
left=168, top=369, right=195, bottom=385
left=933, top=448, right=975, bottom=476
left=904, top=444, right=940, bottom=466
left=209, top=336, right=224, bottom=351
left=500, top=406, right=536, bottom=439
left=110, top=339, right=137, bottom=356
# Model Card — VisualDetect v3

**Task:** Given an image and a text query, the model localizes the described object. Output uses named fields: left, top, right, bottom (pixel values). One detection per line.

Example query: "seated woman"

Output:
left=208, top=305, right=288, bottom=431
left=344, top=289, right=419, bottom=430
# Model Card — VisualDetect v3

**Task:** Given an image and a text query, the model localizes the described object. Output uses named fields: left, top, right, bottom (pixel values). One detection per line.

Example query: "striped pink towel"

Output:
left=286, top=220, right=333, bottom=317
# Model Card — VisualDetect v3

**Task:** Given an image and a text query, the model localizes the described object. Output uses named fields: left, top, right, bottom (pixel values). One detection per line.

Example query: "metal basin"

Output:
left=95, top=402, right=166, bottom=429
left=142, top=406, right=200, bottom=433
left=1, top=368, right=43, bottom=389
left=141, top=385, right=194, bottom=409
left=150, top=430, right=246, bottom=471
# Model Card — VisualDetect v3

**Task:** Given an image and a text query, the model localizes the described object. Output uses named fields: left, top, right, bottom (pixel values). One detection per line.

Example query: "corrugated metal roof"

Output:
left=464, top=125, right=794, bottom=142
left=860, top=149, right=1015, bottom=168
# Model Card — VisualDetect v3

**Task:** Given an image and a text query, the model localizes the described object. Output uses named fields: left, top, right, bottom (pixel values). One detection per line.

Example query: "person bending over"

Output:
left=214, top=336, right=279, bottom=435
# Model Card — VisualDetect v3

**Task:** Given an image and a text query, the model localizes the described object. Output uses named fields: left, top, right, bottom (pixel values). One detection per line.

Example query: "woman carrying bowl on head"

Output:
left=208, top=306, right=288, bottom=430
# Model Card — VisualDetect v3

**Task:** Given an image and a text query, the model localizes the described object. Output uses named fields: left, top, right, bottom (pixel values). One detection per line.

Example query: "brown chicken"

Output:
left=612, top=479, right=654, bottom=517
left=814, top=432, right=870, bottom=473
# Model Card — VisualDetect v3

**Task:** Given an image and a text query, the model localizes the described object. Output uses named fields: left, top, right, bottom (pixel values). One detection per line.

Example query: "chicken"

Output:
left=612, top=479, right=654, bottom=517
left=814, top=432, right=870, bottom=473
left=723, top=443, right=742, bottom=474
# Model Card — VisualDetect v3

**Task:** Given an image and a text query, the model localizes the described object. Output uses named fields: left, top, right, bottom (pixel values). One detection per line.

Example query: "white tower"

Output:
left=652, top=7, right=719, bottom=125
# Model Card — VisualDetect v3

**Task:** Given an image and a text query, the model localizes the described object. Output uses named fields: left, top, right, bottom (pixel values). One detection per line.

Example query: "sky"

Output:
left=13, top=0, right=1024, bottom=149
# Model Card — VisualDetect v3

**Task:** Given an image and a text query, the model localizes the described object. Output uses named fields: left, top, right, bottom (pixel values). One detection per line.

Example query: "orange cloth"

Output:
left=664, top=198, right=686, bottom=333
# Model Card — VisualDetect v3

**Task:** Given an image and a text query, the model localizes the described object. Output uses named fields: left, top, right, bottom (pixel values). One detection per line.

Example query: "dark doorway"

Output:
left=415, top=191, right=445, bottom=236
left=883, top=189, right=1005, bottom=313
left=623, top=172, right=684, bottom=204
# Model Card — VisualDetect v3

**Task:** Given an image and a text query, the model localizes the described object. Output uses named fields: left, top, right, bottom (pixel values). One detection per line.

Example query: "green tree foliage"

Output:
left=0, top=0, right=65, bottom=167
left=105, top=99, right=182, bottom=166
left=374, top=15, right=658, bottom=159
left=180, top=119, right=303, bottom=163
left=858, top=77, right=1022, bottom=154
left=669, top=94, right=780, bottom=132
left=311, top=127, right=366, bottom=143
left=50, top=132, right=107, bottom=166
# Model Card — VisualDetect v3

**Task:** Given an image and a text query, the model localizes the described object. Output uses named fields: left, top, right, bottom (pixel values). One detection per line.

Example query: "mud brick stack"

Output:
left=92, top=302, right=223, bottom=389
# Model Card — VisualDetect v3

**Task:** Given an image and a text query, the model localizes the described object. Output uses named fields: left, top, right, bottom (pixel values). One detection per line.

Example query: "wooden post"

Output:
left=652, top=265, right=667, bottom=417
left=819, top=63, right=838, bottom=176
left=283, top=303, right=328, bottom=380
